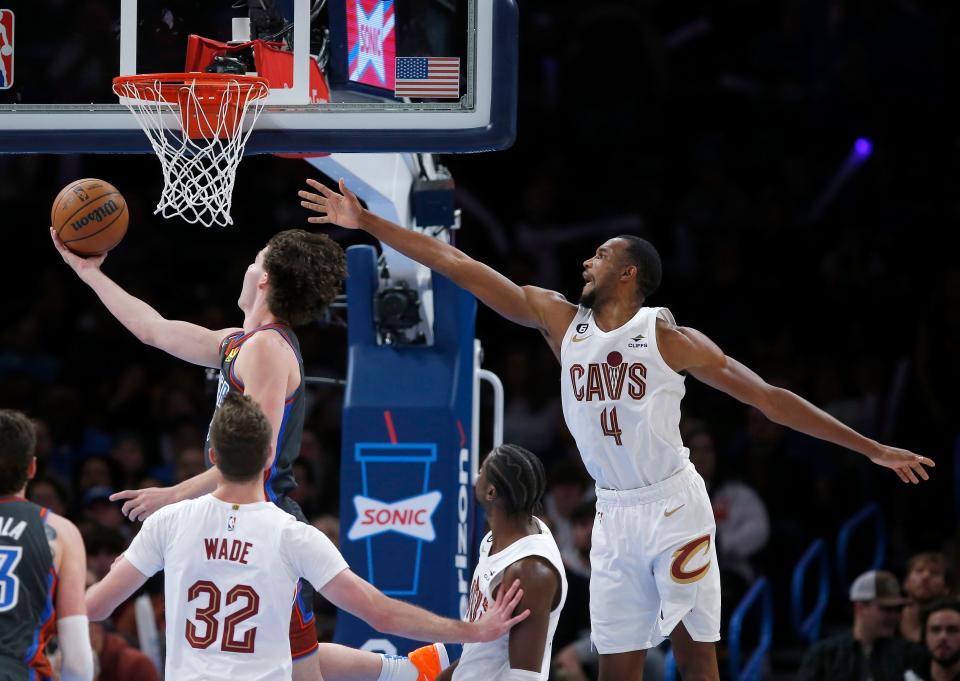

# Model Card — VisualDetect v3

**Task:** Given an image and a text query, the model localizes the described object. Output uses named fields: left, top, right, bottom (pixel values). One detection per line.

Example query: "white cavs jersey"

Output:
left=123, top=495, right=348, bottom=681
left=560, top=306, right=688, bottom=490
left=454, top=518, right=567, bottom=681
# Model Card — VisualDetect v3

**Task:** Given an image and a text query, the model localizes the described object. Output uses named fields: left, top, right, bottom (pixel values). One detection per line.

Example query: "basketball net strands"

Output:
left=113, top=73, right=270, bottom=228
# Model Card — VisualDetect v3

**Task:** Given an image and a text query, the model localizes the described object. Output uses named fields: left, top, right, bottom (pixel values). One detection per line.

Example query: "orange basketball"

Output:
left=51, top=179, right=129, bottom=256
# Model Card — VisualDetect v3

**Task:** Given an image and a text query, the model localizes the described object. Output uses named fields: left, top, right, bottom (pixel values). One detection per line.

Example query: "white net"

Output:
left=113, top=75, right=269, bottom=227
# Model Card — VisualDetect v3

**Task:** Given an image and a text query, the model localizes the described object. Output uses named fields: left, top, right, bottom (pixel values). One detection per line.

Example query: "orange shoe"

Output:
left=408, top=643, right=449, bottom=681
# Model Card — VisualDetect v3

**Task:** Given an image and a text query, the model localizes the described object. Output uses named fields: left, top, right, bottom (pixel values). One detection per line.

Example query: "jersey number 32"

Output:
left=185, top=580, right=261, bottom=653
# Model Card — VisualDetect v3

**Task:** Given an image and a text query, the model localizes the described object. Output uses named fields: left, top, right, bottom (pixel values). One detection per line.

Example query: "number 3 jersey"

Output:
left=560, top=306, right=689, bottom=490
left=123, top=495, right=348, bottom=681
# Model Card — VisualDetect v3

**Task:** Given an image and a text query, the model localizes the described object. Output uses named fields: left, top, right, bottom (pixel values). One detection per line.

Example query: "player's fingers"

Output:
left=894, top=468, right=910, bottom=484
left=110, top=490, right=137, bottom=501
left=918, top=455, right=935, bottom=467
left=506, top=608, right=531, bottom=626
left=298, top=190, right=326, bottom=204
left=301, top=200, right=326, bottom=212
left=912, top=461, right=930, bottom=481
left=506, top=587, right=524, bottom=608
left=339, top=178, right=357, bottom=201
left=306, top=178, right=335, bottom=196
left=307, top=216, right=330, bottom=224
left=498, top=579, right=521, bottom=605
left=902, top=465, right=919, bottom=484
left=120, top=500, right=139, bottom=517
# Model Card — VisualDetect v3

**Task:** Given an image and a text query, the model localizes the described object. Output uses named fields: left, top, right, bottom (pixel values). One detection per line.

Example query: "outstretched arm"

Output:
left=658, top=320, right=934, bottom=483
left=85, top=557, right=149, bottom=621
left=299, top=179, right=577, bottom=356
left=51, top=228, right=239, bottom=367
left=320, top=569, right=529, bottom=643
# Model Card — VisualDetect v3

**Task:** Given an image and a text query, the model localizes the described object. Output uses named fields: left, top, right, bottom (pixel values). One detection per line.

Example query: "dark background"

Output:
left=1, top=0, right=958, bottom=675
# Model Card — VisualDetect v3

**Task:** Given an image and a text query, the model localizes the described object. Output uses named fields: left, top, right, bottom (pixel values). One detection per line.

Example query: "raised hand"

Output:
left=867, top=445, right=935, bottom=484
left=110, top=486, right=178, bottom=522
left=50, top=226, right=107, bottom=276
left=299, top=178, right=364, bottom=229
left=472, top=578, right=531, bottom=642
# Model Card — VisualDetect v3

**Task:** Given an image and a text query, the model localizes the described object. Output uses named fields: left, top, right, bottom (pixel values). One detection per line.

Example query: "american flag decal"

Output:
left=394, top=56, right=460, bottom=99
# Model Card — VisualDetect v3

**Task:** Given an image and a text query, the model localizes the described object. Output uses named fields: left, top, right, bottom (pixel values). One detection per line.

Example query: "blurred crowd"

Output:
left=3, top=0, right=960, bottom=679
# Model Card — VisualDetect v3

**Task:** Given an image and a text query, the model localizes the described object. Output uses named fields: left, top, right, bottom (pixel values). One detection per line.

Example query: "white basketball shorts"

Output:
left=590, top=462, right=721, bottom=654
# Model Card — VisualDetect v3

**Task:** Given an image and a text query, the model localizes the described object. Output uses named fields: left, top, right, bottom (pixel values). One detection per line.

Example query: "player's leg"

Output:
left=590, top=497, right=662, bottom=681
left=651, top=469, right=722, bottom=681
left=317, top=642, right=447, bottom=681
left=598, top=651, right=647, bottom=681
left=669, top=622, right=719, bottom=681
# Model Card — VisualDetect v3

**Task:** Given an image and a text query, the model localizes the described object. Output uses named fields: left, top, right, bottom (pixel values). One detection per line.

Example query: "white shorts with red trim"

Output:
left=589, top=463, right=721, bottom=654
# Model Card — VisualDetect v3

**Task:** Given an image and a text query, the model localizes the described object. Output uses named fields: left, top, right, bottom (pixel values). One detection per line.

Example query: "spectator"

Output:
left=904, top=600, right=960, bottom=681
left=542, top=460, right=590, bottom=559
left=81, top=486, right=128, bottom=537
left=173, top=445, right=206, bottom=485
left=27, top=476, right=69, bottom=516
left=902, top=552, right=952, bottom=643
left=687, top=425, right=770, bottom=584
left=798, top=570, right=926, bottom=681
left=88, top=621, right=160, bottom=681
left=84, top=526, right=127, bottom=581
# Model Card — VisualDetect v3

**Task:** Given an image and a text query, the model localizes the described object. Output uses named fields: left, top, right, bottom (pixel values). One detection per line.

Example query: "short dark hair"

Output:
left=263, top=229, right=347, bottom=326
left=0, top=410, right=36, bottom=495
left=921, top=599, right=960, bottom=646
left=483, top=444, right=547, bottom=518
left=209, top=393, right=272, bottom=482
left=616, top=235, right=662, bottom=299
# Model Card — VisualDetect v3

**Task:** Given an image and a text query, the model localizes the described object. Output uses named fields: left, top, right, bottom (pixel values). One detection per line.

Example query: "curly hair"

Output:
left=263, top=229, right=347, bottom=326
left=0, top=409, right=37, bottom=495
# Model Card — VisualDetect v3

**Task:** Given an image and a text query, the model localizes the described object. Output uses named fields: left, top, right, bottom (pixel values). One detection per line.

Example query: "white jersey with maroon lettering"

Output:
left=453, top=517, right=567, bottom=681
left=123, top=495, right=348, bottom=681
left=560, top=305, right=688, bottom=490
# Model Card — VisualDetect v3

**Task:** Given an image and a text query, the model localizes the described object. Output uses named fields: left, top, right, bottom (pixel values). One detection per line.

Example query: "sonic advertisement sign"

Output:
left=347, top=443, right=442, bottom=595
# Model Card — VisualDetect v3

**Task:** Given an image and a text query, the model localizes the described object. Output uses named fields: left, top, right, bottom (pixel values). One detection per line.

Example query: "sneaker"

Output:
left=408, top=643, right=449, bottom=681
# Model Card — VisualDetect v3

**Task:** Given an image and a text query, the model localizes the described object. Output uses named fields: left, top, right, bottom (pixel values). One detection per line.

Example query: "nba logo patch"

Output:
left=0, top=10, right=13, bottom=90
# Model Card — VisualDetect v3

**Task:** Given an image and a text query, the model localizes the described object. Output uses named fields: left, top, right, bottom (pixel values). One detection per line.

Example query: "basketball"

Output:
left=51, top=178, right=128, bottom=256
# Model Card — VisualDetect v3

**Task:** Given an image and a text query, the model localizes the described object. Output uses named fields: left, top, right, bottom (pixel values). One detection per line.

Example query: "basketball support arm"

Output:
left=305, top=153, right=502, bottom=482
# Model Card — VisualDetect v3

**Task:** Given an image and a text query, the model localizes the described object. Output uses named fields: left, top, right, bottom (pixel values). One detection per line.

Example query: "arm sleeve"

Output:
left=281, top=520, right=349, bottom=591
left=57, top=614, right=94, bottom=681
left=122, top=510, right=167, bottom=577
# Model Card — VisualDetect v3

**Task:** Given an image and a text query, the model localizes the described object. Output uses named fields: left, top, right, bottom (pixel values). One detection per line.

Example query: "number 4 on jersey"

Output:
left=601, top=407, right=623, bottom=446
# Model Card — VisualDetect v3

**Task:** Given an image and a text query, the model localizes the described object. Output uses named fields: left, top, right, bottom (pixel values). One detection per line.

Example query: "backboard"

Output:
left=0, top=0, right=516, bottom=154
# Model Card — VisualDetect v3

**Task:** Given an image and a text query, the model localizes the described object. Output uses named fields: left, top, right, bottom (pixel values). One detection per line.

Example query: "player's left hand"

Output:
left=472, top=578, right=530, bottom=642
left=867, top=445, right=935, bottom=484
left=110, top=486, right=178, bottom=522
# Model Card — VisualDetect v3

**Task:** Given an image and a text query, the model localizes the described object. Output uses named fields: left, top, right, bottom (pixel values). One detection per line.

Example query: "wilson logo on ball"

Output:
left=70, top=199, right=121, bottom=231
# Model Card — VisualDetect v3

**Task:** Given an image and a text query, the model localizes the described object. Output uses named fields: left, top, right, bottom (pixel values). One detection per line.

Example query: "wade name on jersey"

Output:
left=203, top=538, right=253, bottom=565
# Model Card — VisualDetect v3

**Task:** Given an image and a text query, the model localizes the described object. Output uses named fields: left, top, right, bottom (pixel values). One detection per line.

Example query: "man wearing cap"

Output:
left=798, top=570, right=926, bottom=681
left=904, top=600, right=960, bottom=681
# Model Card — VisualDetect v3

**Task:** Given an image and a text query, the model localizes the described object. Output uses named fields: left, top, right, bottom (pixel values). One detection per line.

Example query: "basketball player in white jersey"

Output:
left=299, top=178, right=935, bottom=681
left=85, top=393, right=531, bottom=681
left=438, top=443, right=566, bottom=681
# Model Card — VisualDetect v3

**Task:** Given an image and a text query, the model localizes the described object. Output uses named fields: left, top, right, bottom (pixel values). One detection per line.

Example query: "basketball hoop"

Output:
left=113, top=73, right=270, bottom=227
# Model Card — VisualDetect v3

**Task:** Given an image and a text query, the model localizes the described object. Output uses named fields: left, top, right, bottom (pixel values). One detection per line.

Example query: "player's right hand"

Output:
left=50, top=226, right=107, bottom=273
left=299, top=178, right=364, bottom=229
left=471, top=578, right=531, bottom=642
left=110, top=486, right=177, bottom=523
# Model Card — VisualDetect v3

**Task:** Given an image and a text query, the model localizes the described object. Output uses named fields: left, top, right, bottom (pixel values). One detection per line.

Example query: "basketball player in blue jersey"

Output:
left=300, top=179, right=935, bottom=681
left=50, top=228, right=355, bottom=680
left=1, top=410, right=94, bottom=681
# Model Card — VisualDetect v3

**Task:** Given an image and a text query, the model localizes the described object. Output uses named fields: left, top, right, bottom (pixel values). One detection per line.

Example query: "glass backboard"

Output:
left=0, top=0, right=516, bottom=153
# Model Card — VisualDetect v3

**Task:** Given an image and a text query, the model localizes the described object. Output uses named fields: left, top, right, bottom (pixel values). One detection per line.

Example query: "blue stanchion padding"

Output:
left=663, top=647, right=676, bottom=681
left=791, top=538, right=830, bottom=643
left=335, top=245, right=478, bottom=657
left=728, top=577, right=774, bottom=681
left=835, top=503, right=886, bottom=589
